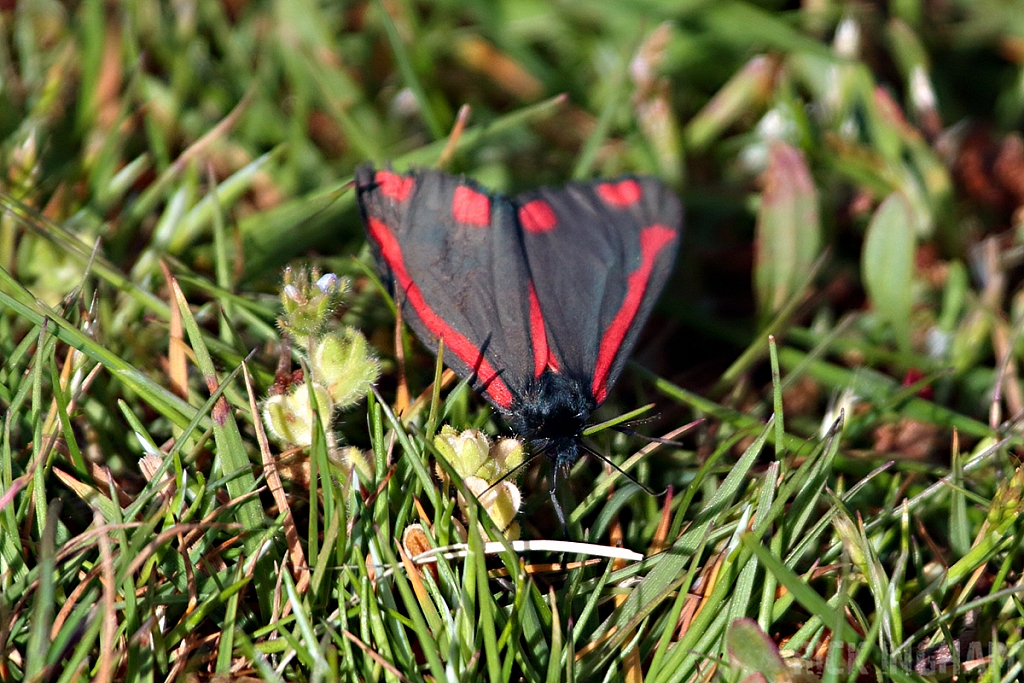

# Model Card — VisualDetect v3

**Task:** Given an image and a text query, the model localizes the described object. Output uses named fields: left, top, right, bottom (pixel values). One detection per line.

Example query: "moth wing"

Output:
left=514, top=177, right=682, bottom=404
left=356, top=165, right=551, bottom=410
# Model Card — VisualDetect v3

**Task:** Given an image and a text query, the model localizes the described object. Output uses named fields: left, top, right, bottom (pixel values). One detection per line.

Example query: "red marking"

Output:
left=375, top=170, right=414, bottom=201
left=528, top=283, right=559, bottom=377
left=519, top=200, right=557, bottom=233
left=592, top=224, right=676, bottom=403
left=901, top=368, right=934, bottom=401
left=598, top=179, right=642, bottom=207
left=453, top=186, right=491, bottom=226
left=366, top=217, right=513, bottom=408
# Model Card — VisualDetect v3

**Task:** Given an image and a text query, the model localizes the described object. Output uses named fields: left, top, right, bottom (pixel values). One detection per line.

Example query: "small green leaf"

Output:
left=727, top=618, right=786, bottom=682
left=754, top=142, right=821, bottom=319
left=862, top=192, right=915, bottom=352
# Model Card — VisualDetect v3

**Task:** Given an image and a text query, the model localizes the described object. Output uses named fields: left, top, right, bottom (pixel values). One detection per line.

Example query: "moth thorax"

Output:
left=508, top=371, right=594, bottom=443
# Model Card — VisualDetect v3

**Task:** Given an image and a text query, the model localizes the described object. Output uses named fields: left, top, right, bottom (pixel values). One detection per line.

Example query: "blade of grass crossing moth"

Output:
left=581, top=403, right=655, bottom=436
left=372, top=0, right=446, bottom=141
left=169, top=278, right=273, bottom=616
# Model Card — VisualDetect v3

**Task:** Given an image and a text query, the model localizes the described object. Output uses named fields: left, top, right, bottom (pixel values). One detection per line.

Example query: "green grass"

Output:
left=2, top=0, right=1024, bottom=680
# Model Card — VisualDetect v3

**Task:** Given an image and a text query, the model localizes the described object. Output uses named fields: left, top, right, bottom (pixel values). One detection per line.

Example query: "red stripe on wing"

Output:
left=591, top=224, right=676, bottom=403
left=367, top=217, right=514, bottom=409
left=527, top=282, right=559, bottom=377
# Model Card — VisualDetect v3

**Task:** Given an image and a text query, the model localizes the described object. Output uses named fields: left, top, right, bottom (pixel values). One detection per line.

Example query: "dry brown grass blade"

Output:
left=437, top=104, right=472, bottom=170
left=393, top=306, right=410, bottom=415
left=96, top=510, right=118, bottom=683
left=455, top=37, right=542, bottom=101
left=160, top=261, right=189, bottom=401
left=649, top=486, right=674, bottom=556
left=342, top=630, right=414, bottom=683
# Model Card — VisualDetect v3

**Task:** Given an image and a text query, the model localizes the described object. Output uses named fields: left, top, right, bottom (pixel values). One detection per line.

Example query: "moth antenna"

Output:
left=612, top=427, right=684, bottom=447
left=613, top=417, right=703, bottom=447
left=580, top=443, right=666, bottom=497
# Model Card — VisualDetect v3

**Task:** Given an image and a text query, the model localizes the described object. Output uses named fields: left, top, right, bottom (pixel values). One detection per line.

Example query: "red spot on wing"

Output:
left=528, top=283, right=559, bottom=377
left=519, top=200, right=558, bottom=233
left=453, top=186, right=491, bottom=226
left=598, top=179, right=642, bottom=207
left=591, top=224, right=676, bottom=403
left=375, top=170, right=414, bottom=201
left=366, top=217, right=513, bottom=409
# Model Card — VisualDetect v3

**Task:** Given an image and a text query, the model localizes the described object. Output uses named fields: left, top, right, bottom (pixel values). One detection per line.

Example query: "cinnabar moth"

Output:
left=356, top=164, right=682, bottom=522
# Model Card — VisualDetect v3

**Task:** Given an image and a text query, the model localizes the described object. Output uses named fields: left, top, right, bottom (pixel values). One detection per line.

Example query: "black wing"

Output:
left=356, top=164, right=549, bottom=411
left=513, top=177, right=682, bottom=404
